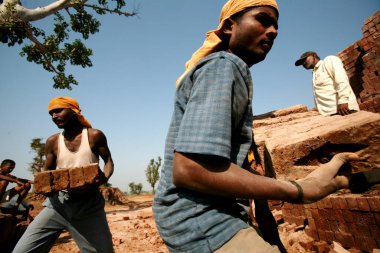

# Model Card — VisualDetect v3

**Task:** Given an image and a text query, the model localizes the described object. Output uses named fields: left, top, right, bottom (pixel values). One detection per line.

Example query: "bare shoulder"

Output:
left=46, top=133, right=60, bottom=146
left=87, top=128, right=106, bottom=138
left=87, top=128, right=108, bottom=146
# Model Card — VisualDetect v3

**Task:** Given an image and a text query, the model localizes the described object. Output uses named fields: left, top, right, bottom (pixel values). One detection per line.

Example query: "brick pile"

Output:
left=336, top=10, right=380, bottom=113
left=34, top=163, right=100, bottom=194
left=282, top=194, right=380, bottom=252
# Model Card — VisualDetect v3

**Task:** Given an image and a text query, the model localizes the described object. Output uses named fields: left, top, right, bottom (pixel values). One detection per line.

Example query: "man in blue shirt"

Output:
left=153, top=1, right=359, bottom=252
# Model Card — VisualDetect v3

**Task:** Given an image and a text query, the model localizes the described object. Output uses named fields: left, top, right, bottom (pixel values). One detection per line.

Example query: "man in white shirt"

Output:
left=295, top=51, right=360, bottom=116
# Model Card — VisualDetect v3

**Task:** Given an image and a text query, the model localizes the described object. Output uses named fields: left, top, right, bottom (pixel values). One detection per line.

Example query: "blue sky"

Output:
left=1, top=0, right=379, bottom=192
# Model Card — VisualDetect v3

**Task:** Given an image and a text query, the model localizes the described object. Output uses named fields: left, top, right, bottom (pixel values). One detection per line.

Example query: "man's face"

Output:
left=302, top=55, right=316, bottom=70
left=1, top=163, right=15, bottom=174
left=49, top=108, right=76, bottom=129
left=227, top=6, right=278, bottom=67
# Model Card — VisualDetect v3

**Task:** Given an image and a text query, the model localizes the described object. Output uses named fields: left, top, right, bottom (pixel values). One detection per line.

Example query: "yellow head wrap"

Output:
left=48, top=97, right=92, bottom=128
left=176, top=0, right=278, bottom=87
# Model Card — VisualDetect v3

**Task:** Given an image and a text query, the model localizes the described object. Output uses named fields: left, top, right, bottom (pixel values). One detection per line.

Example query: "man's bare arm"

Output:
left=44, top=134, right=58, bottom=171
left=0, top=174, right=24, bottom=185
left=173, top=152, right=358, bottom=203
left=91, top=129, right=114, bottom=181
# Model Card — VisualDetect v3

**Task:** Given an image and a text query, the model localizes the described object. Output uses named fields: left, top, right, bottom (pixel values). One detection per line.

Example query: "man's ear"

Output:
left=222, top=18, right=234, bottom=36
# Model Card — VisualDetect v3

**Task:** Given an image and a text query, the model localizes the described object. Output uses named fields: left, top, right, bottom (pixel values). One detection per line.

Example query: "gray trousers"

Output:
left=13, top=190, right=114, bottom=253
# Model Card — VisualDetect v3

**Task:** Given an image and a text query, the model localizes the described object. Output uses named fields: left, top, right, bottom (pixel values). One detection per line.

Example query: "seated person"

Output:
left=0, top=159, right=33, bottom=217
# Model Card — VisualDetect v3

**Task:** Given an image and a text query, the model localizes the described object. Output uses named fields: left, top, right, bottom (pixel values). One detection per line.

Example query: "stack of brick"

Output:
left=337, top=10, right=380, bottom=113
left=282, top=194, right=380, bottom=252
left=34, top=163, right=100, bottom=194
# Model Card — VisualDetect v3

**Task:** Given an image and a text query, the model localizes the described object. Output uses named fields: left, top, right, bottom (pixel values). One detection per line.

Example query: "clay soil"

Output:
left=22, top=193, right=331, bottom=253
left=26, top=194, right=169, bottom=253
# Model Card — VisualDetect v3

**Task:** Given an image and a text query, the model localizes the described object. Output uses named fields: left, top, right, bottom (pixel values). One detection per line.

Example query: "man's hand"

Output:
left=295, top=152, right=359, bottom=203
left=94, top=169, right=109, bottom=186
left=337, top=103, right=350, bottom=115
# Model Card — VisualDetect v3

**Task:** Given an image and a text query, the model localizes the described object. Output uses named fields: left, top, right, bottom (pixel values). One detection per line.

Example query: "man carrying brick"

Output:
left=0, top=159, right=32, bottom=214
left=13, top=97, right=115, bottom=253
left=295, top=51, right=360, bottom=116
left=153, top=1, right=360, bottom=252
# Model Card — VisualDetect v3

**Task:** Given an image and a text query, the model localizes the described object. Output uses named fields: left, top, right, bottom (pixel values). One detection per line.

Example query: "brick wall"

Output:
left=337, top=10, right=380, bottom=113
left=282, top=194, right=380, bottom=251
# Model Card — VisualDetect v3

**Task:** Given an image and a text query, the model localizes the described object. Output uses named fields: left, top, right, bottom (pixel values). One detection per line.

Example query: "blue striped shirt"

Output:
left=153, top=51, right=253, bottom=252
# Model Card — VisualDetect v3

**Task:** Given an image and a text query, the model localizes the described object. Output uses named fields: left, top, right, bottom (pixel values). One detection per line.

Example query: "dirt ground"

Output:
left=26, top=194, right=169, bottom=253
left=21, top=193, right=337, bottom=253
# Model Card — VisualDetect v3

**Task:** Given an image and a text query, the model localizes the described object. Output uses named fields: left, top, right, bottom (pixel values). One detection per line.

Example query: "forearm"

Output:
left=335, top=80, right=351, bottom=104
left=173, top=152, right=298, bottom=201
left=103, top=158, right=114, bottom=180
left=330, top=58, right=351, bottom=104
left=0, top=174, right=20, bottom=184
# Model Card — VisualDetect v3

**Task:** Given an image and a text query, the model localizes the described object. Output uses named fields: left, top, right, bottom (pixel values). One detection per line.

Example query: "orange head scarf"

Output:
left=48, top=97, right=92, bottom=128
left=176, top=0, right=278, bottom=87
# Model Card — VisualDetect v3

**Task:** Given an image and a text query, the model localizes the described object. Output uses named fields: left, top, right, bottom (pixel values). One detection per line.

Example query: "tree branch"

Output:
left=23, top=25, right=58, bottom=74
left=83, top=3, right=136, bottom=17
left=18, top=0, right=78, bottom=22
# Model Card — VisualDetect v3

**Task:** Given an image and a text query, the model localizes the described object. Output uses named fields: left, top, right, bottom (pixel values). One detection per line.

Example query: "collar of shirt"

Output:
left=313, top=60, right=322, bottom=72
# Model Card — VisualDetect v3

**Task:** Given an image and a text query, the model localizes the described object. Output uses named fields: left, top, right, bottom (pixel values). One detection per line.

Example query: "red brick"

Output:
left=295, top=216, right=306, bottom=226
left=51, top=169, right=69, bottom=192
left=337, top=221, right=350, bottom=233
left=346, top=197, right=360, bottom=211
left=370, top=27, right=378, bottom=34
left=326, top=209, right=337, bottom=221
left=283, top=203, right=292, bottom=210
left=355, top=223, right=371, bottom=237
left=373, top=213, right=380, bottom=226
left=334, top=210, right=345, bottom=223
left=83, top=163, right=99, bottom=184
left=316, top=200, right=324, bottom=209
left=369, top=224, right=380, bottom=238
left=355, top=236, right=377, bottom=252
left=354, top=212, right=375, bottom=225
left=334, top=232, right=355, bottom=248
left=308, top=202, right=318, bottom=209
left=34, top=171, right=52, bottom=194
left=319, top=209, right=329, bottom=220
left=308, top=218, right=317, bottom=230
left=315, top=218, right=330, bottom=231
left=336, top=197, right=348, bottom=210
left=312, top=241, right=331, bottom=253
left=284, top=216, right=294, bottom=225
left=292, top=206, right=301, bottom=217
left=342, top=209, right=354, bottom=223
left=310, top=229, right=319, bottom=241
left=323, top=197, right=333, bottom=209
left=329, top=220, right=339, bottom=231
left=356, top=197, right=371, bottom=211
left=348, top=223, right=358, bottom=235
left=318, top=230, right=327, bottom=242
left=282, top=208, right=290, bottom=217
left=311, top=209, right=320, bottom=219
left=69, top=166, right=85, bottom=188
left=325, top=231, right=335, bottom=243
left=305, top=209, right=312, bottom=219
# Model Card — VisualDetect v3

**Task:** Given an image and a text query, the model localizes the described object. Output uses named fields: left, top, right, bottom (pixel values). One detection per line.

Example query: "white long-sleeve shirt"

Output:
left=312, top=55, right=359, bottom=115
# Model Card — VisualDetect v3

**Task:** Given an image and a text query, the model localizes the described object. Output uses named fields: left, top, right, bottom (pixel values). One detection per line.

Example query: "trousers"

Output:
left=12, top=190, right=114, bottom=253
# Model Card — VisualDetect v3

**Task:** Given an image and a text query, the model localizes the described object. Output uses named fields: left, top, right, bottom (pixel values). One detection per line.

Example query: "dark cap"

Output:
left=295, top=51, right=316, bottom=66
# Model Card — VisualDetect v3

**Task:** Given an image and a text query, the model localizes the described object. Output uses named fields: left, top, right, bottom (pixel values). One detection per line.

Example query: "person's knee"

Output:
left=17, top=183, right=31, bottom=193
left=24, top=182, right=32, bottom=191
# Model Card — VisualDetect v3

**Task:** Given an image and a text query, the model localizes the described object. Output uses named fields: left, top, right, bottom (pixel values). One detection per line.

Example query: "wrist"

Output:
left=288, top=180, right=304, bottom=204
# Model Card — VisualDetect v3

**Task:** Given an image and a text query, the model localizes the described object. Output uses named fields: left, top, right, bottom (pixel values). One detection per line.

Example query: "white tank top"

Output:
left=56, top=128, right=99, bottom=169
